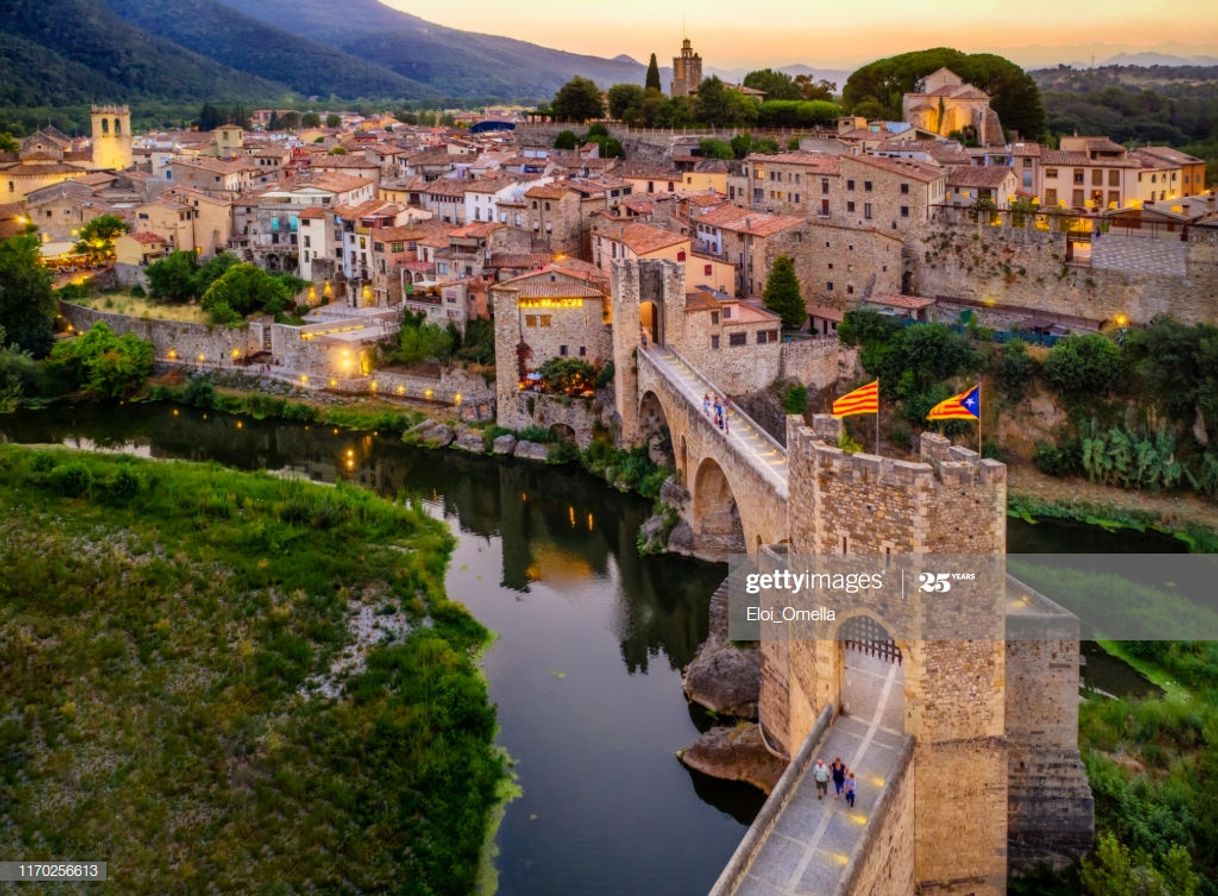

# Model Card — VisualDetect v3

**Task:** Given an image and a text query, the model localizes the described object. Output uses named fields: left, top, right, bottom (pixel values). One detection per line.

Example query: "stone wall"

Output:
left=61, top=302, right=264, bottom=364
left=836, top=739, right=916, bottom=896
left=497, top=389, right=611, bottom=447
left=913, top=221, right=1218, bottom=325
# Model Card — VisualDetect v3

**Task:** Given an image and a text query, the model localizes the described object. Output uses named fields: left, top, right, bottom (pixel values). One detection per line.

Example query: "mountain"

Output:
left=1102, top=52, right=1218, bottom=67
left=216, top=0, right=650, bottom=99
left=100, top=0, right=437, bottom=99
left=0, top=0, right=280, bottom=104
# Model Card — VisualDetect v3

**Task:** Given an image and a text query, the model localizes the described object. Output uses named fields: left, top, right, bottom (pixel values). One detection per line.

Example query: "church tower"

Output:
left=90, top=105, right=133, bottom=172
left=671, top=38, right=702, bottom=98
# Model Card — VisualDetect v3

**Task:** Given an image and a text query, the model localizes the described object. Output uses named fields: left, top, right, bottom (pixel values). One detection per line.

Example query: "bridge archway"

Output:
left=692, top=457, right=746, bottom=556
left=640, top=300, right=663, bottom=346
left=837, top=614, right=905, bottom=733
left=639, top=389, right=675, bottom=469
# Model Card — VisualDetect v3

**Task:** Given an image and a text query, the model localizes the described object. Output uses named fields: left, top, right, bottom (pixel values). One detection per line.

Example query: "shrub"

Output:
left=782, top=383, right=808, bottom=414
left=99, top=467, right=143, bottom=504
left=47, top=462, right=93, bottom=497
left=997, top=338, right=1037, bottom=399
left=1044, top=333, right=1122, bottom=397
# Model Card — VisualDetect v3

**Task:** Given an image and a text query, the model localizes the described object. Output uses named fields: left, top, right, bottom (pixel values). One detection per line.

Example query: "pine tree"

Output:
left=645, top=54, right=661, bottom=92
left=762, top=255, right=806, bottom=330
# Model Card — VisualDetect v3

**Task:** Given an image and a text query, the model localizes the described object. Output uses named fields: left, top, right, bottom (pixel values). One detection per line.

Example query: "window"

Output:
left=1072, top=189, right=1084, bottom=206
left=846, top=179, right=855, bottom=191
left=1023, top=158, right=1031, bottom=168
left=1108, top=190, right=1120, bottom=206
left=846, top=285, right=854, bottom=295
left=826, top=281, right=834, bottom=291
left=579, top=346, right=587, bottom=357
left=864, top=180, right=873, bottom=192
left=820, top=199, right=830, bottom=217
left=864, top=203, right=873, bottom=220
left=900, top=182, right=909, bottom=194
left=704, top=263, right=713, bottom=276
left=525, top=314, right=537, bottom=327
left=540, top=315, right=552, bottom=327
left=846, top=201, right=855, bottom=213
left=1091, top=169, right=1103, bottom=186
left=756, top=330, right=777, bottom=344
left=1109, top=169, right=1120, bottom=187
left=1045, top=188, right=1058, bottom=205
left=900, top=206, right=909, bottom=218
left=1046, top=168, right=1058, bottom=178
left=722, top=306, right=731, bottom=319
left=821, top=179, right=829, bottom=195
left=560, top=345, right=568, bottom=356
left=792, top=194, right=800, bottom=204
left=1073, top=170, right=1084, bottom=185
left=729, top=332, right=747, bottom=346
left=711, top=335, right=720, bottom=349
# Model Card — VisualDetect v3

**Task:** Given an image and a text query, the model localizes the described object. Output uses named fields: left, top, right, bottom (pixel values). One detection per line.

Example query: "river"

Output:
left=0, top=403, right=1180, bottom=894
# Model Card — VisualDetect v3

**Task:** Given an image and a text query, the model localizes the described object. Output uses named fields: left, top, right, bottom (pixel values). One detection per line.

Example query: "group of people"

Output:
left=702, top=393, right=731, bottom=433
left=812, top=756, right=857, bottom=807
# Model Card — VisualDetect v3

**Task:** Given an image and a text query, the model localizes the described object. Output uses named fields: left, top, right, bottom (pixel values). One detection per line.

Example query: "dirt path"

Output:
left=1007, top=463, right=1218, bottom=532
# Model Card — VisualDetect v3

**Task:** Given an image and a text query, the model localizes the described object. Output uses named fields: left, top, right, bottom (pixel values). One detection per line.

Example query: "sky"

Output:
left=382, top=0, right=1218, bottom=70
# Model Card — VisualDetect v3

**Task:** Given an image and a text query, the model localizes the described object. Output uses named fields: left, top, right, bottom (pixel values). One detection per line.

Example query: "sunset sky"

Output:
left=382, top=0, right=1218, bottom=70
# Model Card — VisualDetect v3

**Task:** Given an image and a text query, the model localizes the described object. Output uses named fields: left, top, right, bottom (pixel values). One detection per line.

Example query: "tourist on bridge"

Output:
left=844, top=772, right=857, bottom=808
left=722, top=396, right=731, bottom=434
left=703, top=393, right=711, bottom=418
left=813, top=759, right=830, bottom=800
left=831, top=757, right=847, bottom=799
left=713, top=397, right=724, bottom=431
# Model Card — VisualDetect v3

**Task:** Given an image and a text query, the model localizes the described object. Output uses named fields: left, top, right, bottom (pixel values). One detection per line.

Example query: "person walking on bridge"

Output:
left=813, top=759, right=830, bottom=800
left=713, top=396, right=724, bottom=431
left=831, top=757, right=846, bottom=800
left=722, top=395, right=731, bottom=434
left=844, top=772, right=857, bottom=808
left=703, top=393, right=711, bottom=418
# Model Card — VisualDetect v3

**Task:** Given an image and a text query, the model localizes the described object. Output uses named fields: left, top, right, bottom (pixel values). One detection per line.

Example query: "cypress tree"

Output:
left=645, top=53, right=661, bottom=92
left=762, top=255, right=806, bottom=330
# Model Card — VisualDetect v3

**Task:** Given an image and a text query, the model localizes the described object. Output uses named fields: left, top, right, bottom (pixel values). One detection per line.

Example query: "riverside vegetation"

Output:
left=0, top=445, right=507, bottom=895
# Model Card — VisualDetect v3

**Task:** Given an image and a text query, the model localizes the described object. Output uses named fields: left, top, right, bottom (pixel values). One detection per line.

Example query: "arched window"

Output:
left=100, top=118, right=109, bottom=135
left=114, top=118, right=122, bottom=136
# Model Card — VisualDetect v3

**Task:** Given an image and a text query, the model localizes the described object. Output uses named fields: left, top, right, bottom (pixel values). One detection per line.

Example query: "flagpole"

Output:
left=875, top=378, right=880, bottom=454
left=977, top=382, right=982, bottom=456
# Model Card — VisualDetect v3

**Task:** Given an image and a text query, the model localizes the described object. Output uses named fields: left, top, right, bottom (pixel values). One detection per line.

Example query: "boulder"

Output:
left=405, top=419, right=455, bottom=449
left=513, top=440, right=549, bottom=462
left=454, top=429, right=486, bottom=454
left=683, top=639, right=761, bottom=719
left=492, top=434, right=518, bottom=456
left=666, top=520, right=695, bottom=553
left=677, top=723, right=786, bottom=794
left=660, top=475, right=691, bottom=510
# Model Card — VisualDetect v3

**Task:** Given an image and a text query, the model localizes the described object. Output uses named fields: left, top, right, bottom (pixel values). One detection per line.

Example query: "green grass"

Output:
left=1096, top=640, right=1194, bottom=704
left=0, top=444, right=506, bottom=895
left=1007, top=492, right=1218, bottom=553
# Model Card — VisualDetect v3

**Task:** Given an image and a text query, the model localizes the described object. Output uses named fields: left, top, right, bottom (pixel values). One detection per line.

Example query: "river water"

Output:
left=0, top=403, right=1180, bottom=894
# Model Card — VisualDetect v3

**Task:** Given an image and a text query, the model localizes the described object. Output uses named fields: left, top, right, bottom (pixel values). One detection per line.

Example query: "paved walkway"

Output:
left=731, top=651, right=910, bottom=896
left=642, top=346, right=789, bottom=497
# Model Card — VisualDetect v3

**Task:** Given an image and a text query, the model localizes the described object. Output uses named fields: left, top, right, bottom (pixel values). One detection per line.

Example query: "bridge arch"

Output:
left=692, top=456, right=746, bottom=556
left=639, top=388, right=676, bottom=470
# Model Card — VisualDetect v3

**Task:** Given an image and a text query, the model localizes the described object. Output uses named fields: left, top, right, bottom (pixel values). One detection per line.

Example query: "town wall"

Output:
left=913, top=220, right=1218, bottom=325
left=60, top=302, right=263, bottom=364
left=497, top=390, right=611, bottom=447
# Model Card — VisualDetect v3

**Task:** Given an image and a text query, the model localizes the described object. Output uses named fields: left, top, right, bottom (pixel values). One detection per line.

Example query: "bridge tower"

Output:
left=763, top=414, right=1010, bottom=895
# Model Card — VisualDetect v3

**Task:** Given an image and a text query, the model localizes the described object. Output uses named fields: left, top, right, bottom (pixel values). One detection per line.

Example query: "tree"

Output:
left=75, top=214, right=129, bottom=264
left=645, top=53, right=662, bottom=92
left=696, top=76, right=733, bottom=127
left=200, top=263, right=298, bottom=322
left=145, top=251, right=200, bottom=304
left=551, top=77, right=605, bottom=123
left=762, top=255, right=806, bottom=329
left=743, top=69, right=802, bottom=101
left=1080, top=833, right=1200, bottom=896
left=396, top=321, right=454, bottom=365
left=301, top=112, right=321, bottom=128
left=0, top=132, right=19, bottom=154
left=607, top=83, right=646, bottom=120
left=325, top=113, right=341, bottom=128
left=0, top=234, right=55, bottom=357
left=554, top=130, right=579, bottom=150
left=1044, top=333, right=1123, bottom=397
left=199, top=103, right=224, bottom=131
left=699, top=138, right=734, bottom=160
left=794, top=74, right=836, bottom=101
left=48, top=323, right=154, bottom=398
left=327, top=146, right=347, bottom=155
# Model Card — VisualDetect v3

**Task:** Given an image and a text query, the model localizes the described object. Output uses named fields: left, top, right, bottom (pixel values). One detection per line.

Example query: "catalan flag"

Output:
left=927, top=385, right=981, bottom=421
left=832, top=379, right=879, bottom=417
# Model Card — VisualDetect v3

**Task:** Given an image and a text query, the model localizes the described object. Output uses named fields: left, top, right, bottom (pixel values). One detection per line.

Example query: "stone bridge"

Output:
left=635, top=344, right=790, bottom=560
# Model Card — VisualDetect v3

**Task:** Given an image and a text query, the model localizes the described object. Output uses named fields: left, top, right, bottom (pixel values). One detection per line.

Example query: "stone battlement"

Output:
left=91, top=104, right=130, bottom=115
left=789, top=414, right=1005, bottom=491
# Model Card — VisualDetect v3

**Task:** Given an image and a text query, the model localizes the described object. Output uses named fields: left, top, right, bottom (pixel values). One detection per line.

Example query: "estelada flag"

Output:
left=832, top=379, right=879, bottom=417
left=927, top=385, right=980, bottom=421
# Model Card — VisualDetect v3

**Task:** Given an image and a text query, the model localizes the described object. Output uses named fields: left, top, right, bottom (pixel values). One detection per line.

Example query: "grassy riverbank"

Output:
left=1007, top=491, right=1218, bottom=553
left=0, top=445, right=506, bottom=895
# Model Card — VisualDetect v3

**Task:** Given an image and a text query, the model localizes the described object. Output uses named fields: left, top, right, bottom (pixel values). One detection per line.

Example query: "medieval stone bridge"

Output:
left=636, top=344, right=790, bottom=560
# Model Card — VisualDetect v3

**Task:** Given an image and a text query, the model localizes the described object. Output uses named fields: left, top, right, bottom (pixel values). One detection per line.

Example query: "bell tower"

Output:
left=90, top=105, right=133, bottom=171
